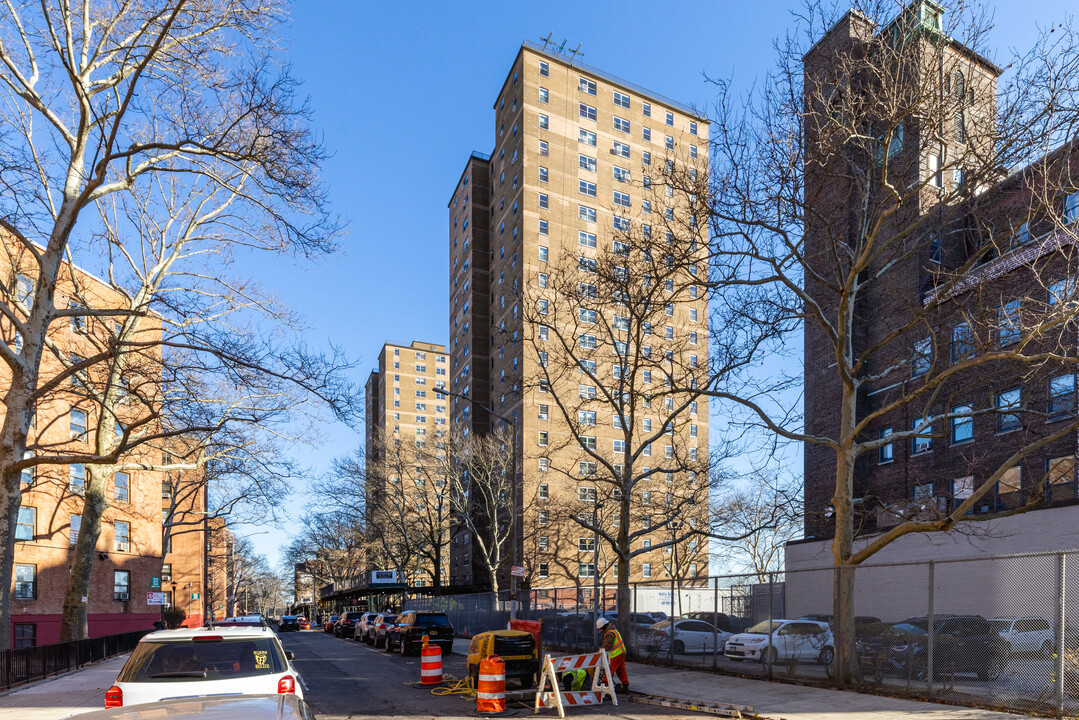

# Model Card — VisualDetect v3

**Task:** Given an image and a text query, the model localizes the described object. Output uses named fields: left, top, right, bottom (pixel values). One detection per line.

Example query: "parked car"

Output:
left=371, top=613, right=397, bottom=648
left=989, top=617, right=1055, bottom=655
left=797, top=614, right=882, bottom=627
left=680, top=611, right=731, bottom=632
left=215, top=615, right=266, bottom=628
left=724, top=619, right=834, bottom=665
left=647, top=619, right=732, bottom=655
left=106, top=626, right=305, bottom=709
left=79, top=695, right=317, bottom=720
left=297, top=618, right=310, bottom=630
left=467, top=630, right=538, bottom=688
left=356, top=612, right=379, bottom=641
left=858, top=615, right=1006, bottom=681
left=387, top=611, right=454, bottom=656
left=277, top=616, right=300, bottom=633
left=322, top=616, right=339, bottom=633
left=333, top=611, right=366, bottom=639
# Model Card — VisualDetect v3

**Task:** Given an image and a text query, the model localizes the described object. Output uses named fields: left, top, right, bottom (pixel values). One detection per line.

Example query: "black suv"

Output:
left=859, top=615, right=1006, bottom=681
left=278, top=615, right=300, bottom=632
left=388, top=611, right=454, bottom=656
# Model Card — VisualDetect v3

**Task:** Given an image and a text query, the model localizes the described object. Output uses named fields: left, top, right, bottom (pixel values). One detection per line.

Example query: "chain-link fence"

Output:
left=403, top=550, right=1079, bottom=718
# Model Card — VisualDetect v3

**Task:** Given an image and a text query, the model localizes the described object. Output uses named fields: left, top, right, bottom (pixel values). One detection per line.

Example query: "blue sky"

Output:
left=243, top=0, right=1075, bottom=564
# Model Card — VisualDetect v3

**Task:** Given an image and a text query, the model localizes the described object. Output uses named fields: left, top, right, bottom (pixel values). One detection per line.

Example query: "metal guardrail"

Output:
left=0, top=629, right=149, bottom=691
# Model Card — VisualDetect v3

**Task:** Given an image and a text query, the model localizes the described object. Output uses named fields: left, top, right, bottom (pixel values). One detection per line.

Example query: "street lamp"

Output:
left=441, top=387, right=520, bottom=618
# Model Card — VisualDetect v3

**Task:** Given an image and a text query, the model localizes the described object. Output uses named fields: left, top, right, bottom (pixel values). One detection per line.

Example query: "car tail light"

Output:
left=277, top=675, right=296, bottom=694
left=104, top=685, right=123, bottom=708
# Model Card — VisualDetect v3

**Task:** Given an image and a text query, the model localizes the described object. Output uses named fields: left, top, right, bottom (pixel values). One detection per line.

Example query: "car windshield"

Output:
left=379, top=615, right=397, bottom=624
left=990, top=620, right=1012, bottom=632
left=119, top=638, right=285, bottom=682
left=892, top=621, right=928, bottom=635
left=746, top=621, right=781, bottom=634
left=416, top=614, right=451, bottom=628
left=345, top=613, right=365, bottom=620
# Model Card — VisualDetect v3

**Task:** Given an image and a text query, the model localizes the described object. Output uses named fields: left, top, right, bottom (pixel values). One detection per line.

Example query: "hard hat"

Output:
left=596, top=617, right=609, bottom=630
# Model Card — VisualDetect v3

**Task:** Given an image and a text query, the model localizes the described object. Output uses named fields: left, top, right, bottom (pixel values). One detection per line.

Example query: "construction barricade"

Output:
left=477, top=655, right=507, bottom=713
left=534, top=650, right=618, bottom=717
left=420, top=641, right=443, bottom=685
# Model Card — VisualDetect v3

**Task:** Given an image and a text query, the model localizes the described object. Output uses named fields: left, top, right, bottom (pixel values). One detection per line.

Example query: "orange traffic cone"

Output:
left=420, top=637, right=443, bottom=685
left=477, top=655, right=506, bottom=713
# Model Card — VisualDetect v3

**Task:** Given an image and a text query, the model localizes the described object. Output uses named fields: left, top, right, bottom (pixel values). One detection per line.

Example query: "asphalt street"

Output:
left=278, top=629, right=681, bottom=720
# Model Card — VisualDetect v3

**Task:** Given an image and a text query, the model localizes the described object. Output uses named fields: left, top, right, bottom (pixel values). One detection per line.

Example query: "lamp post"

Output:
left=441, top=387, right=520, bottom=618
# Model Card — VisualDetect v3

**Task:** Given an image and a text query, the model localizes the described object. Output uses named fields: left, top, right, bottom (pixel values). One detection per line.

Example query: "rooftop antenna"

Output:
left=539, top=32, right=554, bottom=51
left=567, top=44, right=585, bottom=65
left=556, top=39, right=567, bottom=55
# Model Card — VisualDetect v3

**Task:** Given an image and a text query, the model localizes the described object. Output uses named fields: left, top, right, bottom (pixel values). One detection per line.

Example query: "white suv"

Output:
left=106, top=626, right=304, bottom=709
left=989, top=617, right=1055, bottom=655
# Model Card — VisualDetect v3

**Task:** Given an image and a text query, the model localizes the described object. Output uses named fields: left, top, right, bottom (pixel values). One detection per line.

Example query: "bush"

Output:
left=162, top=606, right=188, bottom=628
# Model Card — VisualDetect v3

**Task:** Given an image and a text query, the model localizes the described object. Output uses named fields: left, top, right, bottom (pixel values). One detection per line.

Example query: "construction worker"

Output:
left=596, top=618, right=628, bottom=692
left=561, top=668, right=589, bottom=691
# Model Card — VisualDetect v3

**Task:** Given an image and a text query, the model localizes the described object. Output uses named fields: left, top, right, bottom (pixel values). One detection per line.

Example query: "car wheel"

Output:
left=400, top=639, right=408, bottom=655
left=819, top=646, right=835, bottom=666
left=911, top=656, right=928, bottom=682
left=1043, top=639, right=1055, bottom=657
left=384, top=637, right=394, bottom=652
left=673, top=640, right=685, bottom=655
left=978, top=657, right=1004, bottom=682
left=761, top=647, right=778, bottom=665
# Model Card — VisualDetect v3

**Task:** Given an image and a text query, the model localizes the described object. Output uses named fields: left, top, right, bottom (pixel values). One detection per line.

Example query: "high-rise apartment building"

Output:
left=364, top=341, right=450, bottom=586
left=449, top=42, right=710, bottom=588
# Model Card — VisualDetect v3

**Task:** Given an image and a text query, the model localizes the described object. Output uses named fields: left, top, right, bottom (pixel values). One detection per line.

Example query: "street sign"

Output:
left=150, top=576, right=161, bottom=589
left=511, top=565, right=526, bottom=578
left=371, top=570, right=398, bottom=584
left=146, top=592, right=168, bottom=606
left=191, top=593, right=200, bottom=600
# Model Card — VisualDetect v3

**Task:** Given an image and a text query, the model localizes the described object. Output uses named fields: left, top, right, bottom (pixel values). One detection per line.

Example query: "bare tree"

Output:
left=714, top=470, right=802, bottom=581
left=698, top=0, right=1079, bottom=682
left=0, top=1, right=337, bottom=647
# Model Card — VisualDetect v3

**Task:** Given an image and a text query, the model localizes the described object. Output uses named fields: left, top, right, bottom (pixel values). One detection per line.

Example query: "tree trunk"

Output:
left=0, top=459, right=25, bottom=649
left=60, top=465, right=111, bottom=641
left=831, top=384, right=858, bottom=685
left=616, top=496, right=631, bottom=648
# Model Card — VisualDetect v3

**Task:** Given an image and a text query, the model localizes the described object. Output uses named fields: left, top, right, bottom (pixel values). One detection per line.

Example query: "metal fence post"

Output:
left=1056, top=552, right=1067, bottom=719
left=713, top=578, right=719, bottom=671
left=927, top=560, right=935, bottom=698
left=669, top=575, right=675, bottom=665
left=767, top=572, right=774, bottom=681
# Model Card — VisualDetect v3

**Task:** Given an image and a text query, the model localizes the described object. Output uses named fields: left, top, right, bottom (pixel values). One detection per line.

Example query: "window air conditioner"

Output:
left=117, top=592, right=129, bottom=601
left=115, top=542, right=130, bottom=553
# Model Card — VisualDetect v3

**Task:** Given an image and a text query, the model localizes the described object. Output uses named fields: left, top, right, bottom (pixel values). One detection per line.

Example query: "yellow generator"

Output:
left=467, top=630, right=539, bottom=688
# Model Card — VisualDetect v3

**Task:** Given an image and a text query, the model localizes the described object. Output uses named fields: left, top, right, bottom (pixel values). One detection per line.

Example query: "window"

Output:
left=537, top=299, right=549, bottom=315
left=579, top=308, right=597, bottom=324
left=15, top=273, right=33, bottom=305
left=579, top=153, right=597, bottom=172
left=579, top=102, right=597, bottom=121
left=539, top=114, right=549, bottom=130
left=539, top=193, right=549, bottom=209
left=929, top=153, right=943, bottom=188
left=578, top=334, right=597, bottom=350
left=538, top=458, right=549, bottom=473
left=538, top=404, right=549, bottom=420
left=999, top=466, right=1022, bottom=494
left=689, top=121, right=698, bottom=136
left=14, top=564, right=35, bottom=599
left=538, top=246, right=548, bottom=262
left=578, top=563, right=595, bottom=578
left=579, top=384, right=596, bottom=400
left=538, top=536, right=549, bottom=552
left=642, top=563, right=652, bottom=578
left=114, top=570, right=130, bottom=600
left=665, top=135, right=674, bottom=150
left=612, top=141, right=629, bottom=158
left=539, top=219, right=548, bottom=235
left=1048, top=456, right=1076, bottom=485
left=579, top=128, right=597, bottom=146
left=539, top=510, right=549, bottom=526
left=613, top=191, right=630, bottom=208
left=613, top=90, right=630, bottom=108
left=539, top=61, right=549, bottom=77
left=911, top=418, right=932, bottom=455
left=14, top=623, right=35, bottom=649
left=997, top=388, right=1022, bottom=432
left=613, top=116, right=630, bottom=133
left=579, top=257, right=597, bottom=274
left=579, top=180, right=597, bottom=198
left=69, top=464, right=86, bottom=494
left=613, top=166, right=630, bottom=183
left=912, top=337, right=932, bottom=377
left=16, top=507, right=34, bottom=541
left=538, top=562, right=549, bottom=577
left=20, top=451, right=33, bottom=486
left=161, top=563, right=172, bottom=581
left=115, top=521, right=130, bottom=551
left=950, top=405, right=973, bottom=444
left=113, top=472, right=129, bottom=503
left=1049, top=374, right=1076, bottom=417
left=642, top=127, right=651, bottom=142
left=613, top=439, right=625, bottom=454
left=878, top=427, right=894, bottom=463
left=579, top=205, right=597, bottom=223
left=70, top=408, right=87, bottom=439
left=539, top=87, right=549, bottom=103
left=538, top=431, right=549, bottom=447
left=1065, top=191, right=1079, bottom=224
left=578, top=410, right=597, bottom=427
left=538, top=483, right=549, bottom=499
left=951, top=321, right=975, bottom=362
left=579, top=77, right=597, bottom=95
left=998, top=299, right=1021, bottom=346
left=70, top=514, right=81, bottom=545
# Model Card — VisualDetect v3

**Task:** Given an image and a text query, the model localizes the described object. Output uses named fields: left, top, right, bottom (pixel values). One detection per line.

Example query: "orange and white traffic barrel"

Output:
left=477, top=655, right=506, bottom=713
left=420, top=642, right=443, bottom=685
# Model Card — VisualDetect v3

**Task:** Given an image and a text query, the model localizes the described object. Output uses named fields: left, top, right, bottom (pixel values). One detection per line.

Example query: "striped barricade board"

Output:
left=534, top=650, right=617, bottom=718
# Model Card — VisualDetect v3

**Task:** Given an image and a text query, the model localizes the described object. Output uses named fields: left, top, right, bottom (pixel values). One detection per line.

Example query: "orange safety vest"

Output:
left=605, top=628, right=625, bottom=659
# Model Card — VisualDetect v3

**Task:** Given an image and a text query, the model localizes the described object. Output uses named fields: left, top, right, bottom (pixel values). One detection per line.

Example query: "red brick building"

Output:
left=797, top=1, right=1079, bottom=557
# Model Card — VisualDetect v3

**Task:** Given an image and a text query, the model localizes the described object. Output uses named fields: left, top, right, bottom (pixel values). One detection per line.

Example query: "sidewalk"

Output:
left=452, top=640, right=1036, bottom=720
left=0, top=654, right=127, bottom=720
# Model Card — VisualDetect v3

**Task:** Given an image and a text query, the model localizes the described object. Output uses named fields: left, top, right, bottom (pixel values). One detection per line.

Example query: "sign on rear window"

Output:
left=118, top=639, right=284, bottom=682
